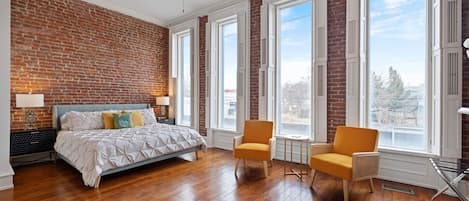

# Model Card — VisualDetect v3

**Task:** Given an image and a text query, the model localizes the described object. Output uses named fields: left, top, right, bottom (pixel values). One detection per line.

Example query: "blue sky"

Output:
left=279, top=1, right=312, bottom=84
left=370, top=0, right=426, bottom=87
left=219, top=0, right=426, bottom=89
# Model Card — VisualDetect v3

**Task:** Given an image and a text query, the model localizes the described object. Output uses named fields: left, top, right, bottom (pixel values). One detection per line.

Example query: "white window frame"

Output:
left=169, top=19, right=199, bottom=130
left=346, top=0, right=462, bottom=157
left=274, top=0, right=314, bottom=137
left=176, top=31, right=192, bottom=127
left=259, top=0, right=328, bottom=141
left=206, top=1, right=249, bottom=133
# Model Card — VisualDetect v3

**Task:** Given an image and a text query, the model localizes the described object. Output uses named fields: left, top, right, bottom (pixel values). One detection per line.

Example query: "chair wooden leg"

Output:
left=269, top=160, right=273, bottom=167
left=194, top=151, right=199, bottom=160
left=234, top=159, right=240, bottom=177
left=263, top=161, right=269, bottom=177
left=310, top=169, right=317, bottom=186
left=369, top=178, right=375, bottom=193
left=343, top=179, right=349, bottom=201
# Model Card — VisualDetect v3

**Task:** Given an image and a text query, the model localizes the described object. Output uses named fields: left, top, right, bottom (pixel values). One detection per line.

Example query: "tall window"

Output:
left=367, top=0, right=427, bottom=151
left=276, top=1, right=312, bottom=136
left=218, top=20, right=238, bottom=130
left=176, top=31, right=192, bottom=126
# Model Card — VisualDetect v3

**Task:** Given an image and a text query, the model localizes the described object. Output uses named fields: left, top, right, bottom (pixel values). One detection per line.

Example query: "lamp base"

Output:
left=25, top=110, right=37, bottom=130
left=160, top=105, right=166, bottom=117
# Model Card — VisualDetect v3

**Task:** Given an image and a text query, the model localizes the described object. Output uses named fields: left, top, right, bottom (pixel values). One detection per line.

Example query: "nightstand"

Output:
left=158, top=118, right=175, bottom=125
left=10, top=128, right=57, bottom=166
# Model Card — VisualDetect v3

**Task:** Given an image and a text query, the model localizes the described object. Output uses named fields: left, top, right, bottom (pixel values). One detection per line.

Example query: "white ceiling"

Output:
left=83, top=0, right=232, bottom=26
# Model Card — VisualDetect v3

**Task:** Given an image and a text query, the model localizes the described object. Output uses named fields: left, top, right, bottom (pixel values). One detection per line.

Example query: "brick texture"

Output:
left=10, top=0, right=169, bottom=130
left=199, top=16, right=208, bottom=136
left=326, top=0, right=347, bottom=142
left=250, top=0, right=262, bottom=120
left=462, top=0, right=469, bottom=162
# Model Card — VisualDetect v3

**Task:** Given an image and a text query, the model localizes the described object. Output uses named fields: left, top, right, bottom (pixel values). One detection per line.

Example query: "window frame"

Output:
left=217, top=17, right=239, bottom=131
left=206, top=1, right=249, bottom=134
left=176, top=31, right=192, bottom=127
left=259, top=0, right=328, bottom=142
left=350, top=0, right=464, bottom=157
left=274, top=0, right=314, bottom=138
left=169, top=19, right=199, bottom=130
left=359, top=0, right=432, bottom=153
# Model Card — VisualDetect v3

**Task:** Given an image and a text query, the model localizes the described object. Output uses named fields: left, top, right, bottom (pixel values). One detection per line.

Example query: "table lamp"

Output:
left=16, top=93, right=44, bottom=130
left=156, top=96, right=170, bottom=117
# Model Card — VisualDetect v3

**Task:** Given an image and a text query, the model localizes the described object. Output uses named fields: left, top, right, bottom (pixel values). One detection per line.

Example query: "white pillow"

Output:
left=124, top=108, right=157, bottom=125
left=60, top=111, right=105, bottom=131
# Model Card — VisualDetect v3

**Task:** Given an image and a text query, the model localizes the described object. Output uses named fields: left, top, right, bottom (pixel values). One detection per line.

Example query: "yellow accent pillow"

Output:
left=102, top=112, right=118, bottom=129
left=130, top=111, right=144, bottom=127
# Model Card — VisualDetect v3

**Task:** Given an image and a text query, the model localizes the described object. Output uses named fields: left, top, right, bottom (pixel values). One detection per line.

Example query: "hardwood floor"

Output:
left=0, top=149, right=458, bottom=201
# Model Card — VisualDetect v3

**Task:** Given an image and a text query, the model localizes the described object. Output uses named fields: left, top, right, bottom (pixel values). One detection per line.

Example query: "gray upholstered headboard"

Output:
left=52, top=104, right=150, bottom=130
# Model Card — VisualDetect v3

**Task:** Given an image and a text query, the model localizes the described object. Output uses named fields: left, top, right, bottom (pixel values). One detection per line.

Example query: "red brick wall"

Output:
left=10, top=0, right=169, bottom=130
left=462, top=0, right=469, bottom=162
left=199, top=16, right=208, bottom=136
left=250, top=0, right=262, bottom=120
left=326, top=0, right=347, bottom=142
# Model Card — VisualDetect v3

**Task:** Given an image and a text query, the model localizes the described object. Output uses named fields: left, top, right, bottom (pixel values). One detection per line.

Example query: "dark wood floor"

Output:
left=0, top=149, right=458, bottom=201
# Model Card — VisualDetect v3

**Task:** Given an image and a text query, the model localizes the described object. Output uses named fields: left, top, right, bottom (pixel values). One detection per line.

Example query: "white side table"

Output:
left=283, top=135, right=311, bottom=180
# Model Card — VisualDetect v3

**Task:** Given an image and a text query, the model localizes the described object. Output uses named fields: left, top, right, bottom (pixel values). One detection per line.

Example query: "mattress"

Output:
left=54, top=123, right=207, bottom=187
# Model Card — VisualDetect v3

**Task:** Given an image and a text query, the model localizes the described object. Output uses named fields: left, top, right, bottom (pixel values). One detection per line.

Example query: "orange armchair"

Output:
left=233, top=120, right=275, bottom=177
left=309, top=126, right=379, bottom=201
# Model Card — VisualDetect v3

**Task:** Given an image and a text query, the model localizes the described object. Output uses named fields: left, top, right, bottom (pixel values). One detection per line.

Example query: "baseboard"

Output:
left=0, top=173, right=14, bottom=191
left=0, top=164, right=15, bottom=191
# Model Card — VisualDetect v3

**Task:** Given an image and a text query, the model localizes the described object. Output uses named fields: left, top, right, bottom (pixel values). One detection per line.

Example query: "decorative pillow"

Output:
left=60, top=111, right=104, bottom=131
left=124, top=108, right=157, bottom=125
left=102, top=112, right=119, bottom=129
left=113, top=112, right=133, bottom=129
left=130, top=111, right=144, bottom=127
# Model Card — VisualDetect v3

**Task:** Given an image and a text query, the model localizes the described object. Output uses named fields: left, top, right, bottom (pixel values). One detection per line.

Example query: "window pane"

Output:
left=368, top=0, right=426, bottom=150
left=220, top=22, right=238, bottom=130
left=277, top=1, right=312, bottom=136
left=178, top=34, right=191, bottom=126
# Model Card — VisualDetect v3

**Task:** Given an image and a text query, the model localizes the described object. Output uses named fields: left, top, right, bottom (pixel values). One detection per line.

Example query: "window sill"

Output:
left=210, top=128, right=240, bottom=134
left=378, top=147, right=438, bottom=158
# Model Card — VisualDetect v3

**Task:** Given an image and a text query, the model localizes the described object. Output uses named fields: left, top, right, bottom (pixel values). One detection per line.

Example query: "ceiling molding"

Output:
left=160, top=0, right=247, bottom=27
left=82, top=0, right=166, bottom=26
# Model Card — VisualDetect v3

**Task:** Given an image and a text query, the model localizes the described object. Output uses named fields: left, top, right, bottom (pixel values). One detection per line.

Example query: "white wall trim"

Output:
left=0, top=0, right=13, bottom=191
left=0, top=174, right=14, bottom=191
left=82, top=0, right=166, bottom=26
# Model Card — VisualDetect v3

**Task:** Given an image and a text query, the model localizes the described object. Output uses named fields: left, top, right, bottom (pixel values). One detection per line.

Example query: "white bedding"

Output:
left=54, top=123, right=207, bottom=187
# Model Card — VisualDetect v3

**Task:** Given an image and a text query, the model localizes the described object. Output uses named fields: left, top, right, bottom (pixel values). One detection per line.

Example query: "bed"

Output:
left=52, top=104, right=206, bottom=188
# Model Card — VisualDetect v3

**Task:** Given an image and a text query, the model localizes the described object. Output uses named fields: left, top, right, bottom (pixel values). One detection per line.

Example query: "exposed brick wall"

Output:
left=249, top=0, right=262, bottom=120
left=198, top=16, right=208, bottom=136
left=10, top=0, right=169, bottom=130
left=462, top=0, right=469, bottom=162
left=326, top=0, right=347, bottom=142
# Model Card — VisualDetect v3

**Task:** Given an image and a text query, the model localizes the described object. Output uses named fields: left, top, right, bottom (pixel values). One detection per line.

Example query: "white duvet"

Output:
left=54, top=123, right=207, bottom=187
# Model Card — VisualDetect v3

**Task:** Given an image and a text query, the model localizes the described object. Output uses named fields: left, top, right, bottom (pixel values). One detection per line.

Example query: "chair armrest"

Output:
left=233, top=135, right=243, bottom=151
left=269, top=137, right=276, bottom=160
left=310, top=143, right=333, bottom=156
left=352, top=152, right=380, bottom=180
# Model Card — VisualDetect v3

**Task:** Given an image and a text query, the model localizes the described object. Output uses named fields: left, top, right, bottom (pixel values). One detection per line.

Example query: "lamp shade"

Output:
left=459, top=107, right=469, bottom=115
left=156, top=96, right=170, bottom=106
left=16, top=94, right=44, bottom=108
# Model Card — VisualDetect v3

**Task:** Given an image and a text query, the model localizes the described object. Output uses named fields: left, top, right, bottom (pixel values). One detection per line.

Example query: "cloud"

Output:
left=384, top=0, right=407, bottom=9
left=370, top=1, right=425, bottom=41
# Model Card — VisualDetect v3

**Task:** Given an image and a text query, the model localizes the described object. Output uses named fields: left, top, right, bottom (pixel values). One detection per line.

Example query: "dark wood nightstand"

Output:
left=10, top=128, right=57, bottom=166
left=158, top=118, right=175, bottom=125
